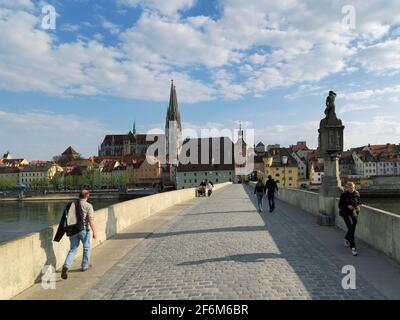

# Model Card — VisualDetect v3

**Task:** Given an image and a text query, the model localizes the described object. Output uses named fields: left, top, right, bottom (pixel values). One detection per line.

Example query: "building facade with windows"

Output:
left=263, top=148, right=298, bottom=189
left=176, top=137, right=235, bottom=190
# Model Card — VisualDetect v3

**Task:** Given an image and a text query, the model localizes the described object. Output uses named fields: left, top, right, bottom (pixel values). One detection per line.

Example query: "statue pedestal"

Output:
left=317, top=91, right=345, bottom=226
left=317, top=156, right=343, bottom=226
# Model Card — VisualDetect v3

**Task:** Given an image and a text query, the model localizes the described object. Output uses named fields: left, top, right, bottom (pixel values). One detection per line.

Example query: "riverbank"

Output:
left=0, top=189, right=158, bottom=202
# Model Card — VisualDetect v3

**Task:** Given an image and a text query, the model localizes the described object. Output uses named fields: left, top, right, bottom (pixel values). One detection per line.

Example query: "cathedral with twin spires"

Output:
left=98, top=81, right=182, bottom=160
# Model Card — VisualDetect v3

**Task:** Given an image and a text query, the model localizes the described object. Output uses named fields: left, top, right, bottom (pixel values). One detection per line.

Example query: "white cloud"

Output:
left=345, top=116, right=400, bottom=147
left=356, top=39, right=400, bottom=73
left=0, top=7, right=215, bottom=103
left=342, top=85, right=400, bottom=101
left=60, top=24, right=80, bottom=32
left=338, top=103, right=381, bottom=114
left=1, top=0, right=400, bottom=102
left=254, top=116, right=400, bottom=150
left=0, top=0, right=34, bottom=10
left=100, top=17, right=120, bottom=34
left=117, top=0, right=196, bottom=16
left=0, top=110, right=110, bottom=160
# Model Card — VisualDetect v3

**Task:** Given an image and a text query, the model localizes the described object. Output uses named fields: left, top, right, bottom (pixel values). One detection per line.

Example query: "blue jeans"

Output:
left=63, top=229, right=91, bottom=269
left=256, top=192, right=264, bottom=211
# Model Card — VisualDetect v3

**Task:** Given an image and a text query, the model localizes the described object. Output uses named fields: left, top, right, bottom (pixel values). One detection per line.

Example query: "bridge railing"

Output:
left=277, top=188, right=400, bottom=265
left=0, top=182, right=232, bottom=300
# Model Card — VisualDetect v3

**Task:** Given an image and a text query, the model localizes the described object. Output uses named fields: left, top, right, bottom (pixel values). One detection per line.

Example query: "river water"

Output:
left=362, top=198, right=400, bottom=215
left=0, top=199, right=124, bottom=243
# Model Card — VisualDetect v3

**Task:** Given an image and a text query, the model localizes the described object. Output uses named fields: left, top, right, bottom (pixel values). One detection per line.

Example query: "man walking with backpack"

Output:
left=265, top=175, right=279, bottom=212
left=61, top=189, right=97, bottom=279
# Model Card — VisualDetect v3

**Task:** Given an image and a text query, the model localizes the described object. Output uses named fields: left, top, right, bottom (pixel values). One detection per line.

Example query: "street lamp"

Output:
left=282, top=155, right=288, bottom=188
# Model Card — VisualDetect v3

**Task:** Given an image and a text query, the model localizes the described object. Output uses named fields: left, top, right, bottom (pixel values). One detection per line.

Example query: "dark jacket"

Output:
left=265, top=179, right=279, bottom=194
left=254, top=183, right=265, bottom=194
left=338, top=191, right=361, bottom=216
left=53, top=200, right=84, bottom=242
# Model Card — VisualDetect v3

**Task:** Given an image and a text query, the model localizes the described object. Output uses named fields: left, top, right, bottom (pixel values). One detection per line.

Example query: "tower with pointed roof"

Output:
left=165, top=80, right=182, bottom=164
left=132, top=120, right=137, bottom=135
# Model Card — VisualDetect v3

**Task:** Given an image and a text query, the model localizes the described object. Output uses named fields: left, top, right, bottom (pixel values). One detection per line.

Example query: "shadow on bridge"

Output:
left=185, top=210, right=257, bottom=216
left=239, top=184, right=379, bottom=300
left=111, top=225, right=267, bottom=240
left=177, top=253, right=282, bottom=266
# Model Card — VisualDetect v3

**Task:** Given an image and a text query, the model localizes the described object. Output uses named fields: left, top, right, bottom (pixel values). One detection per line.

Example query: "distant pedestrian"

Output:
left=207, top=180, right=214, bottom=197
left=265, top=175, right=279, bottom=212
left=61, top=189, right=97, bottom=279
left=339, top=182, right=361, bottom=256
left=254, top=178, right=265, bottom=213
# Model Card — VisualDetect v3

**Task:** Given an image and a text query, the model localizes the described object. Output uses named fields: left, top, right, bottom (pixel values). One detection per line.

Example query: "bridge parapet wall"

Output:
left=0, top=183, right=231, bottom=300
left=277, top=188, right=400, bottom=265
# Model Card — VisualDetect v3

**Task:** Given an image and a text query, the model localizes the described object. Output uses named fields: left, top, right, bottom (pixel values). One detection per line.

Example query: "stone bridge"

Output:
left=4, top=184, right=400, bottom=300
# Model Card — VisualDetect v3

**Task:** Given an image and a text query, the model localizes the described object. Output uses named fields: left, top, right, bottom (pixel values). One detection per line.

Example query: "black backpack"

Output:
left=64, top=200, right=85, bottom=237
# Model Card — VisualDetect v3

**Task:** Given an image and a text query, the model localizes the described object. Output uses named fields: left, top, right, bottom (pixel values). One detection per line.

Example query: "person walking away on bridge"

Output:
left=265, top=175, right=279, bottom=212
left=339, top=182, right=361, bottom=256
left=254, top=178, right=266, bottom=213
left=61, top=189, right=97, bottom=279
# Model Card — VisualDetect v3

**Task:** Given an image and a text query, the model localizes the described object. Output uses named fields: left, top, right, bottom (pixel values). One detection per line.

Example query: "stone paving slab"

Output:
left=84, top=185, right=388, bottom=300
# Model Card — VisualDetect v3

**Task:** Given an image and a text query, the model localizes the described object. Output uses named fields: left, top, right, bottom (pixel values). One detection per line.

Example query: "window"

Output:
left=276, top=173, right=280, bottom=177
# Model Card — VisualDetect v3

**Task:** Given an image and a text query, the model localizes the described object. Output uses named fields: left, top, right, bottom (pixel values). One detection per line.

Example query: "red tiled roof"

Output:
left=368, top=144, right=400, bottom=161
left=101, top=134, right=164, bottom=146
left=290, top=141, right=309, bottom=153
left=0, top=167, right=20, bottom=174
left=92, top=154, right=147, bottom=164
left=62, top=146, right=79, bottom=156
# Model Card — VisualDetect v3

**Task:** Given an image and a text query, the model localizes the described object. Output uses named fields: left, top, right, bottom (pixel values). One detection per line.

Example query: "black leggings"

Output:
left=342, top=214, right=358, bottom=249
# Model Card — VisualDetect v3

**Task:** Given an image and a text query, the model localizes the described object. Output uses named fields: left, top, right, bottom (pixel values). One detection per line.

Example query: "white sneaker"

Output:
left=351, top=248, right=358, bottom=256
left=344, top=239, right=350, bottom=247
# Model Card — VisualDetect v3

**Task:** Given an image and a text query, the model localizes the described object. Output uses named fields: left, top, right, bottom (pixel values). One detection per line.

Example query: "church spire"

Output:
left=133, top=120, right=136, bottom=135
left=166, top=80, right=181, bottom=130
left=165, top=80, right=182, bottom=166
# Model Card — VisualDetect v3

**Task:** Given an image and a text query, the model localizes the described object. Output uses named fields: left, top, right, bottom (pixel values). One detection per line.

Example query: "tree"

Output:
left=65, top=175, right=74, bottom=189
left=0, top=178, right=16, bottom=190
left=39, top=178, right=50, bottom=189
left=127, top=172, right=138, bottom=187
left=50, top=172, right=63, bottom=190
left=73, top=175, right=83, bottom=189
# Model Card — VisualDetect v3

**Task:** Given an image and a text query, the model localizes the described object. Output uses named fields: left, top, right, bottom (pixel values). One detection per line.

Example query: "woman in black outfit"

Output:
left=339, top=182, right=361, bottom=256
left=254, top=178, right=266, bottom=213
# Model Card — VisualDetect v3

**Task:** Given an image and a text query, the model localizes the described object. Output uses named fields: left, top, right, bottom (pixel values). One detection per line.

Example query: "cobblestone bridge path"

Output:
left=16, top=184, right=400, bottom=300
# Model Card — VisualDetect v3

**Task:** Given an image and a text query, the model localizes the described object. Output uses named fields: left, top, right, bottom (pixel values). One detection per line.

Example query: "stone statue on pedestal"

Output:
left=317, top=91, right=345, bottom=226
left=324, top=91, right=337, bottom=119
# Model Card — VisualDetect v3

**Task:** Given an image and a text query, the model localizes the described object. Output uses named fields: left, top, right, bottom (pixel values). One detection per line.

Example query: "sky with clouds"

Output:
left=0, top=0, right=399, bottom=160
